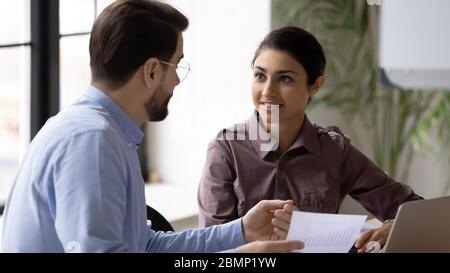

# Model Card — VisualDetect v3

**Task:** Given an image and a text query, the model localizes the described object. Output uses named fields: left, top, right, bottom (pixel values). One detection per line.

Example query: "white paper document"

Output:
left=287, top=211, right=367, bottom=253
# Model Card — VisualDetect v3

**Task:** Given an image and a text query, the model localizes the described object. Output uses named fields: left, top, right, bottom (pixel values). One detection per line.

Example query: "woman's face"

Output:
left=252, top=48, right=322, bottom=126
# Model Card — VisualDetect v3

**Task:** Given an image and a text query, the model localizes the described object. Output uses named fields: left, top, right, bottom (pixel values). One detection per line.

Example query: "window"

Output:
left=0, top=0, right=30, bottom=203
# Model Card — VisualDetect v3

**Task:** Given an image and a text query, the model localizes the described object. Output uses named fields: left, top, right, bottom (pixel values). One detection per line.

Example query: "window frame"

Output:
left=0, top=0, right=33, bottom=212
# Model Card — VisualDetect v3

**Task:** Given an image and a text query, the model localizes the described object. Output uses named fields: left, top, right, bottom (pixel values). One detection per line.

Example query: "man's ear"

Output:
left=143, top=57, right=162, bottom=88
left=308, top=75, right=325, bottom=96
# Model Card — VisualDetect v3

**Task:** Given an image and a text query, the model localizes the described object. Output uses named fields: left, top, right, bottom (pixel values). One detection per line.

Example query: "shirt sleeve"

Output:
left=145, top=218, right=246, bottom=252
left=341, top=141, right=423, bottom=221
left=197, top=139, right=238, bottom=227
left=52, top=130, right=129, bottom=252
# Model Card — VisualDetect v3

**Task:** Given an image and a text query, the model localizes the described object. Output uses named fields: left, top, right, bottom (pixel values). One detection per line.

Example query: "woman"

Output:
left=197, top=26, right=422, bottom=252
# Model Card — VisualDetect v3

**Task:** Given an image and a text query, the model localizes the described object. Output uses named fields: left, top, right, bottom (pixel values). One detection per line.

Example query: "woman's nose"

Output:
left=175, top=73, right=181, bottom=86
left=261, top=82, right=277, bottom=97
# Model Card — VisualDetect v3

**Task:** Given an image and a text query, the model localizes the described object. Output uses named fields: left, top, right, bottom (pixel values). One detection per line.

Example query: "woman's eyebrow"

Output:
left=254, top=66, right=267, bottom=72
left=254, top=66, right=297, bottom=75
left=276, top=70, right=298, bottom=75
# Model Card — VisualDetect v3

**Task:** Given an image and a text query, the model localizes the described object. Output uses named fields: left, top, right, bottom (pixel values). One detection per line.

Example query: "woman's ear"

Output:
left=143, top=58, right=162, bottom=88
left=308, top=75, right=325, bottom=96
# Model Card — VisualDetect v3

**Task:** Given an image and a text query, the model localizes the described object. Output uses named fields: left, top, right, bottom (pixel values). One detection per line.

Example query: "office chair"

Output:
left=146, top=205, right=174, bottom=232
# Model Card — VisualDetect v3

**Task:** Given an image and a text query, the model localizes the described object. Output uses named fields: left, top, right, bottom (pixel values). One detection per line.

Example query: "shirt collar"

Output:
left=83, top=85, right=144, bottom=145
left=248, top=111, right=321, bottom=159
left=290, top=115, right=321, bottom=156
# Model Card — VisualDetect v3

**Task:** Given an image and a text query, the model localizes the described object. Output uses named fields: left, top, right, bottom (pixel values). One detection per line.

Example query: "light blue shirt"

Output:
left=1, top=85, right=245, bottom=252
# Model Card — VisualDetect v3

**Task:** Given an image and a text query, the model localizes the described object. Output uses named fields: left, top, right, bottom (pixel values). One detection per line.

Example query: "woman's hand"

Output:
left=271, top=203, right=296, bottom=240
left=241, top=200, right=294, bottom=242
left=354, top=220, right=395, bottom=253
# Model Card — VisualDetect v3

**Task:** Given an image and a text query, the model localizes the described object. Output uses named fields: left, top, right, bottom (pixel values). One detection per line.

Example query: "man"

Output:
left=1, top=0, right=301, bottom=253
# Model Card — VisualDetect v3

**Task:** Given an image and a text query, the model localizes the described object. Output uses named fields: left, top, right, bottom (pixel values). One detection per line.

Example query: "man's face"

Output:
left=146, top=33, right=184, bottom=121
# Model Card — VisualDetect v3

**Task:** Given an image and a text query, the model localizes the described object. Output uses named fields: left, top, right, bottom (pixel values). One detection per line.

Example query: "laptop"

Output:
left=383, top=195, right=450, bottom=253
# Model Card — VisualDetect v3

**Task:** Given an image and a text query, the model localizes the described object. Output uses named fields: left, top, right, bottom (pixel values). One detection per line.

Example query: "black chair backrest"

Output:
left=146, top=205, right=174, bottom=232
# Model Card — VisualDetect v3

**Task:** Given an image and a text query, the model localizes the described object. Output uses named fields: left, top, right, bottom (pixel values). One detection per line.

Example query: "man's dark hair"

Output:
left=89, top=0, right=189, bottom=88
left=252, top=26, right=326, bottom=86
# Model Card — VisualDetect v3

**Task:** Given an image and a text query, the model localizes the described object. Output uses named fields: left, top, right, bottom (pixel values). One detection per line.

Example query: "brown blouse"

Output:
left=197, top=112, right=422, bottom=227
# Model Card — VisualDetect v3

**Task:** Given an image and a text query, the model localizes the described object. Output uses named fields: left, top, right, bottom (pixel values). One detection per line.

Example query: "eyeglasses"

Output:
left=159, top=60, right=191, bottom=82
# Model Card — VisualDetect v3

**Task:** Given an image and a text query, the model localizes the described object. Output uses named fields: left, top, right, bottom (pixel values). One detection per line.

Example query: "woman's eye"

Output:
left=280, top=75, right=293, bottom=83
left=254, top=73, right=266, bottom=81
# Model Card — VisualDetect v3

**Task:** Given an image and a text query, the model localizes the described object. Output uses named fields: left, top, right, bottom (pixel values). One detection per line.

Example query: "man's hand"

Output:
left=242, top=200, right=294, bottom=242
left=235, top=240, right=304, bottom=253
left=354, top=220, right=395, bottom=253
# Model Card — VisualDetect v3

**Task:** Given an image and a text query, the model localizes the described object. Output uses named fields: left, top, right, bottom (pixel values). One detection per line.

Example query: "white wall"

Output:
left=147, top=0, right=271, bottom=189
left=380, top=0, right=450, bottom=89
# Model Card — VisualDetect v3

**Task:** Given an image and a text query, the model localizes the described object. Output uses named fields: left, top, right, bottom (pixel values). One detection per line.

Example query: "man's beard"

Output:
left=146, top=87, right=173, bottom=122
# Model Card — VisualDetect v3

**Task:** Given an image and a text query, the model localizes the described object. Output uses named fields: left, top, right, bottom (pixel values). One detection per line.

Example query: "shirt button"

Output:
left=128, top=142, right=133, bottom=148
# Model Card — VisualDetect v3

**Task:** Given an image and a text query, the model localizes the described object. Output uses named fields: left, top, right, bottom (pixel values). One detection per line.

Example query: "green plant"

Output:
left=272, top=0, right=450, bottom=187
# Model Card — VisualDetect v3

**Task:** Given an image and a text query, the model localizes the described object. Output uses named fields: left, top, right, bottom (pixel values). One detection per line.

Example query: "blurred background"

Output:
left=1, top=0, right=449, bottom=232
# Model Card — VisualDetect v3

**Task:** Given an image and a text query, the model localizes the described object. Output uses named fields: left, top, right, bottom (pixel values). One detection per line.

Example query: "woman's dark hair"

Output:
left=252, top=26, right=326, bottom=86
left=89, top=0, right=189, bottom=88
